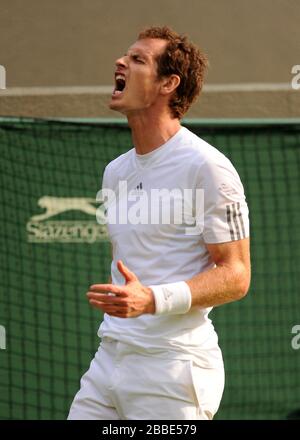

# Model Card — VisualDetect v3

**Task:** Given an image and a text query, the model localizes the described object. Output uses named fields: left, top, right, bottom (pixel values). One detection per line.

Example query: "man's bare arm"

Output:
left=87, top=238, right=250, bottom=317
left=186, top=237, right=251, bottom=308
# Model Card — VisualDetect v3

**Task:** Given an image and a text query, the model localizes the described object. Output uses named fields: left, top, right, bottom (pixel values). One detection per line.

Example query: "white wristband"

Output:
left=150, top=281, right=192, bottom=316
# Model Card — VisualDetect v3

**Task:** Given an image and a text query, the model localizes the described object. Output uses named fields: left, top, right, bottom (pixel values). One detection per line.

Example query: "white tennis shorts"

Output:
left=68, top=337, right=224, bottom=420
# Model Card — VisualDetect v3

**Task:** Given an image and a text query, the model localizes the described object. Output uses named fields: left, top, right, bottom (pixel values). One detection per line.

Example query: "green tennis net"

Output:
left=0, top=118, right=299, bottom=420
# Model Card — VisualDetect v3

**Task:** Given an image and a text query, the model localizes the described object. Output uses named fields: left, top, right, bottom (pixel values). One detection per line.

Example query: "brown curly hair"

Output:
left=138, top=26, right=208, bottom=119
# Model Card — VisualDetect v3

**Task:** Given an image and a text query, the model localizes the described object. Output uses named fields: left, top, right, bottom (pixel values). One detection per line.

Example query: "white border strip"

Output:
left=0, top=83, right=293, bottom=96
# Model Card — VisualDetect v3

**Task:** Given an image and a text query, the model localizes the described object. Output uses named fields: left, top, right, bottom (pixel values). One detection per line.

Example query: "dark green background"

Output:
left=0, top=119, right=299, bottom=419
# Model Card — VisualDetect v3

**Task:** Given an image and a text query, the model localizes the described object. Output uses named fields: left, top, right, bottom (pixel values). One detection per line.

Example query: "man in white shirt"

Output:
left=68, top=26, right=251, bottom=420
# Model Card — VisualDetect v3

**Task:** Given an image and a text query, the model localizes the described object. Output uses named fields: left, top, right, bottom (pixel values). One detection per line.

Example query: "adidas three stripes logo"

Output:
left=226, top=202, right=246, bottom=240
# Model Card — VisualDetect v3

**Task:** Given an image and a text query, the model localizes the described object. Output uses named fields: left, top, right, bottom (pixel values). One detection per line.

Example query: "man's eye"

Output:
left=133, top=56, right=144, bottom=63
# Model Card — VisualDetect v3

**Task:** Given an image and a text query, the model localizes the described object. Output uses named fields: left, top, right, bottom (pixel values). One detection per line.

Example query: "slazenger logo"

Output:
left=27, top=196, right=108, bottom=243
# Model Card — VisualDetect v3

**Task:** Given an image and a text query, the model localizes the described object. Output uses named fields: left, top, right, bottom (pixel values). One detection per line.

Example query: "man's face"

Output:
left=109, top=38, right=168, bottom=115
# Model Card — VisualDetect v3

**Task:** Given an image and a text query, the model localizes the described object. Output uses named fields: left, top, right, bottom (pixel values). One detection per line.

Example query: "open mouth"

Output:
left=113, top=74, right=126, bottom=96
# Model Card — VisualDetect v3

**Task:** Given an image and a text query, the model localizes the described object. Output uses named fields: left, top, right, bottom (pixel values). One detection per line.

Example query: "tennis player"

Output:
left=68, top=26, right=251, bottom=420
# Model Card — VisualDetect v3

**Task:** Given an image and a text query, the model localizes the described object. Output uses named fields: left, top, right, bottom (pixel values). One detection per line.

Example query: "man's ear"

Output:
left=160, top=74, right=181, bottom=95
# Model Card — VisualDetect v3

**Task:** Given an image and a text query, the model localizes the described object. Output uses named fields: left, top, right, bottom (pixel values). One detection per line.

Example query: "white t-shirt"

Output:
left=98, top=126, right=249, bottom=368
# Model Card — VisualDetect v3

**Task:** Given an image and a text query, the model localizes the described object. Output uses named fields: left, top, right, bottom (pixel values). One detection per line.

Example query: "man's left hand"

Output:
left=87, top=260, right=155, bottom=318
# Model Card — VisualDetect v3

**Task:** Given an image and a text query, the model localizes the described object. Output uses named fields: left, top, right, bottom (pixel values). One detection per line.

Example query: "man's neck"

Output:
left=127, top=111, right=181, bottom=155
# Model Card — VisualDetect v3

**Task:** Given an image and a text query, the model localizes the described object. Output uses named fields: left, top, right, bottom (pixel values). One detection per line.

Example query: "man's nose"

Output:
left=115, top=55, right=127, bottom=68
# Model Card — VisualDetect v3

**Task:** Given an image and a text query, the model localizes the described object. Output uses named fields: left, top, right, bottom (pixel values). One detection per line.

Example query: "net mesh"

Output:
left=0, top=118, right=299, bottom=420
